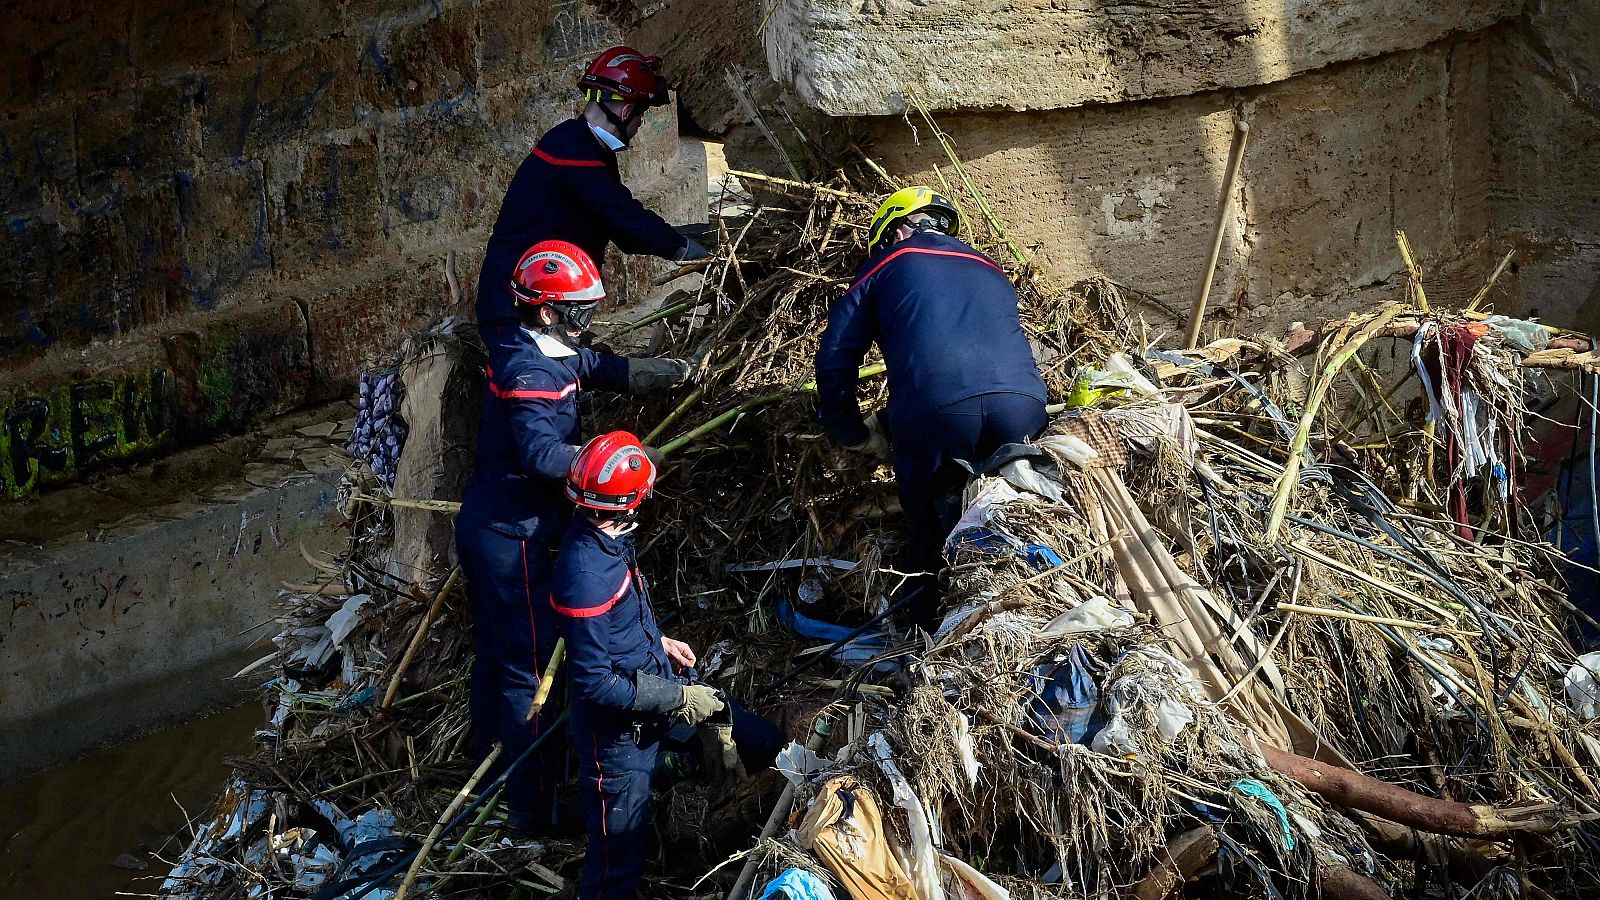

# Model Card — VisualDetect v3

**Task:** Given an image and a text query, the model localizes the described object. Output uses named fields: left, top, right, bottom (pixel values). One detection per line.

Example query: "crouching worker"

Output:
left=552, top=432, right=781, bottom=899
left=814, top=187, right=1048, bottom=630
left=455, top=241, right=693, bottom=837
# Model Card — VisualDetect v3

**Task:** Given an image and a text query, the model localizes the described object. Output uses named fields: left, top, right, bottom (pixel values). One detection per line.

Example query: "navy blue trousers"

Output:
left=455, top=516, right=563, bottom=827
left=572, top=701, right=782, bottom=899
left=891, top=391, right=1048, bottom=627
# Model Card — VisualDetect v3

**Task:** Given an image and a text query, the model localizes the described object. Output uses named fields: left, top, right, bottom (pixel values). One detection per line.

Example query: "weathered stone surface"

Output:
left=130, top=0, right=234, bottom=73
left=270, top=137, right=385, bottom=268
left=177, top=161, right=272, bottom=307
left=2, top=1, right=134, bottom=107
left=1478, top=19, right=1600, bottom=333
left=540, top=0, right=623, bottom=65
left=301, top=266, right=454, bottom=400
left=356, top=5, right=479, bottom=111
left=378, top=96, right=496, bottom=239
left=234, top=0, right=345, bottom=53
left=161, top=299, right=310, bottom=439
left=0, top=341, right=175, bottom=499
left=767, top=0, right=1519, bottom=116
left=602, top=0, right=766, bottom=133
left=200, top=39, right=357, bottom=160
left=0, top=106, right=76, bottom=212
left=866, top=40, right=1493, bottom=332
left=477, top=0, right=564, bottom=90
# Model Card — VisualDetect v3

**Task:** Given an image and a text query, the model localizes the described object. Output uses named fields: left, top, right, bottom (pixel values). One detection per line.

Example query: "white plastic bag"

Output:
left=1565, top=653, right=1600, bottom=720
left=1038, top=596, right=1134, bottom=638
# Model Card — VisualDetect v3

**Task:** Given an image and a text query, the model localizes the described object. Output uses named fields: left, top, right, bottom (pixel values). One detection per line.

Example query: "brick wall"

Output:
left=0, top=0, right=701, bottom=499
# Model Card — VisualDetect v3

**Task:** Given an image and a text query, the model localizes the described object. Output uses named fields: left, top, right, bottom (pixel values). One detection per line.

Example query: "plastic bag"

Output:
left=1038, top=596, right=1134, bottom=638
left=1565, top=652, right=1600, bottom=720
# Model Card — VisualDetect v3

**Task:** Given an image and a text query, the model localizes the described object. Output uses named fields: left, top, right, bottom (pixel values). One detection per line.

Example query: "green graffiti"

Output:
left=1, top=368, right=175, bottom=500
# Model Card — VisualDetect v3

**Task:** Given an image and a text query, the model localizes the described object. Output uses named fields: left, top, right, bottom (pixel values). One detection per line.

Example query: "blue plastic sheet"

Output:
left=1025, top=644, right=1102, bottom=744
left=757, top=867, right=838, bottom=900
left=777, top=599, right=889, bottom=669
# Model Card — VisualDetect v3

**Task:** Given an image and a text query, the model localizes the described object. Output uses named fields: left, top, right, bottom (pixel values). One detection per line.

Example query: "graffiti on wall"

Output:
left=544, top=1, right=619, bottom=61
left=1, top=367, right=175, bottom=500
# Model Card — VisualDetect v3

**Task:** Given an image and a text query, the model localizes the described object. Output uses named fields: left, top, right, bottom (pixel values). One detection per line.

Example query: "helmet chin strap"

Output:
left=539, top=323, right=581, bottom=349
left=597, top=101, right=641, bottom=148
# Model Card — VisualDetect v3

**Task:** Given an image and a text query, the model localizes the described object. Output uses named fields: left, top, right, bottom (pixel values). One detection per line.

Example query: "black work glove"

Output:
left=643, top=445, right=666, bottom=469
left=674, top=237, right=712, bottom=262
left=628, top=357, right=692, bottom=394
left=631, top=671, right=686, bottom=714
left=673, top=223, right=718, bottom=243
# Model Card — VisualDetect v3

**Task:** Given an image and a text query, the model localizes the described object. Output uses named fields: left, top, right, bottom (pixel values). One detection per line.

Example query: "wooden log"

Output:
left=1131, top=826, right=1218, bottom=900
left=1353, top=811, right=1495, bottom=885
left=1260, top=743, right=1586, bottom=837
left=1320, top=864, right=1392, bottom=900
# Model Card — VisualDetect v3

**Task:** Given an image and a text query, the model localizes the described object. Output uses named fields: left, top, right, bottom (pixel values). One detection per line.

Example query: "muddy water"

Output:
left=0, top=702, right=261, bottom=899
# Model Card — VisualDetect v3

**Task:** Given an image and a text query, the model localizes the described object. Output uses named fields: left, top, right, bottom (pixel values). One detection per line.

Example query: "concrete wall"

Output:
left=1, top=0, right=703, bottom=499
left=765, top=0, right=1517, bottom=116
left=751, top=2, right=1600, bottom=336
left=0, top=439, right=343, bottom=779
left=864, top=35, right=1500, bottom=332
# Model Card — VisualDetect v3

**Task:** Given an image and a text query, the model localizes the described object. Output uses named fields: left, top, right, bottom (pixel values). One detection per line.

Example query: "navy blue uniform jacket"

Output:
left=814, top=231, right=1047, bottom=445
left=476, top=118, right=688, bottom=334
left=460, top=329, right=629, bottom=541
left=551, top=519, right=674, bottom=714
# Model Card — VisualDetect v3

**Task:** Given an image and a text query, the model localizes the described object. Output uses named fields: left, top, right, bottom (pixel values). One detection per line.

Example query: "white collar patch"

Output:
left=523, top=327, right=579, bottom=359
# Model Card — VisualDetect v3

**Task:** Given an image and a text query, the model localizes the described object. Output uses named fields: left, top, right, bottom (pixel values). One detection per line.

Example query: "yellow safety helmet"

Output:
left=867, top=186, right=960, bottom=252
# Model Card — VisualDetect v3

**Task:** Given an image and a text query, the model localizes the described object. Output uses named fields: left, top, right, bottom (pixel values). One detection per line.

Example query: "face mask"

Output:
left=556, top=301, right=599, bottom=332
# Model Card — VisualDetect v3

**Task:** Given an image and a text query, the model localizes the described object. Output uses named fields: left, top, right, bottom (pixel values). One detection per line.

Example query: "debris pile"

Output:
left=156, top=156, right=1600, bottom=900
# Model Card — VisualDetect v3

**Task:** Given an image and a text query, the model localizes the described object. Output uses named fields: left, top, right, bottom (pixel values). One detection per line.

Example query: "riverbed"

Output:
left=0, top=702, right=260, bottom=898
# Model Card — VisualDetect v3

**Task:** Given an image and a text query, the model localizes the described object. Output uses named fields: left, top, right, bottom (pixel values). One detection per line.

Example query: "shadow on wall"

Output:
left=0, top=0, right=633, bottom=367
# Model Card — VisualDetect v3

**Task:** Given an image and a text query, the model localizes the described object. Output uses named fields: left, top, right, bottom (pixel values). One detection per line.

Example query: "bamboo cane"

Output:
left=724, top=714, right=832, bottom=900
left=1262, top=304, right=1404, bottom=542
left=392, top=640, right=566, bottom=900
left=1184, top=119, right=1250, bottom=349
left=657, top=363, right=888, bottom=456
left=380, top=568, right=462, bottom=711
left=1273, top=603, right=1438, bottom=631
left=351, top=493, right=463, bottom=514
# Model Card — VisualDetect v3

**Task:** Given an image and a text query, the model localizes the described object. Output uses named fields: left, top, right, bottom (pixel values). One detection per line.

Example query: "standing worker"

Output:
left=477, top=46, right=713, bottom=352
left=814, top=187, right=1048, bottom=629
left=455, top=241, right=692, bottom=836
left=553, top=431, right=781, bottom=899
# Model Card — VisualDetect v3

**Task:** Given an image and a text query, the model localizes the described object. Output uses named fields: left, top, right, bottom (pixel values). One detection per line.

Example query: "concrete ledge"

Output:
left=0, top=446, right=344, bottom=780
left=765, top=0, right=1519, bottom=115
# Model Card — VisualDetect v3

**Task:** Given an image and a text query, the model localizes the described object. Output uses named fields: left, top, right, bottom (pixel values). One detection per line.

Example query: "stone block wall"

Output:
left=880, top=34, right=1597, bottom=336
left=1, top=0, right=705, bottom=498
left=767, top=0, right=1518, bottom=116
left=751, top=2, right=1600, bottom=337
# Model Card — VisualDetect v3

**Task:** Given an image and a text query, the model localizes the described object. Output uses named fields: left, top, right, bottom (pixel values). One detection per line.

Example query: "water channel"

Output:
left=0, top=702, right=260, bottom=898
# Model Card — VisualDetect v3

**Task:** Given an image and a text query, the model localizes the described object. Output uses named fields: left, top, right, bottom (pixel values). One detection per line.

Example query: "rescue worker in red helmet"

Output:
left=551, top=431, right=781, bottom=900
left=455, top=241, right=693, bottom=836
left=476, top=46, right=713, bottom=353
left=815, top=188, right=1048, bottom=630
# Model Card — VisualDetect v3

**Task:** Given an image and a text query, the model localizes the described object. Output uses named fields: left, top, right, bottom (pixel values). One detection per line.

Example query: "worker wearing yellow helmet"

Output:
left=814, top=186, right=1048, bottom=629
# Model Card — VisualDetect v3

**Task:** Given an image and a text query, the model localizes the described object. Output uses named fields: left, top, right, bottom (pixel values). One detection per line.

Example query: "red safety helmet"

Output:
left=567, top=431, right=657, bottom=512
left=509, top=240, right=606, bottom=307
left=579, top=46, right=669, bottom=107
